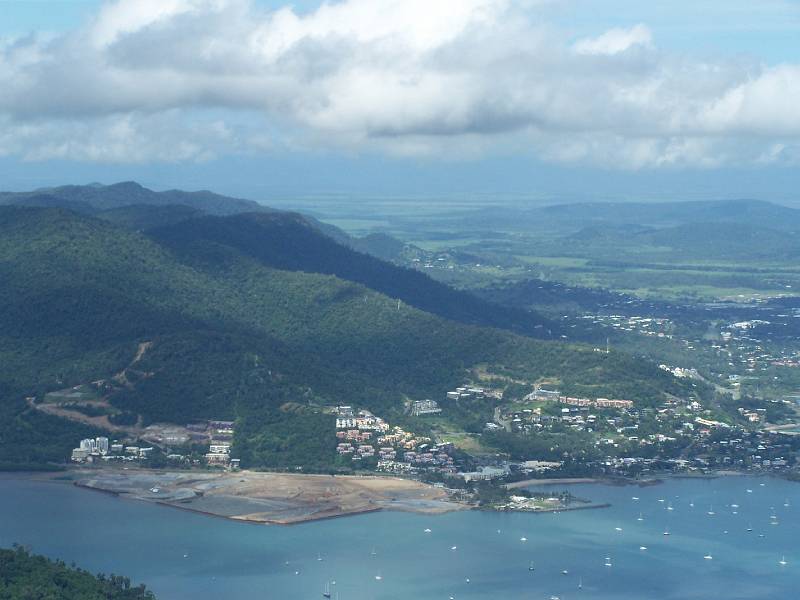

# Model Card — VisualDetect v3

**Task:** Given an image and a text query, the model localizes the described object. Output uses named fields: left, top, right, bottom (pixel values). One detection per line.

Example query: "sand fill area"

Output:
left=65, top=469, right=465, bottom=524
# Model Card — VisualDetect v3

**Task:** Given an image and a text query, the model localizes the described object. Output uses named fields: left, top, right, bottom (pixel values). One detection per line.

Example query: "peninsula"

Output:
left=62, top=468, right=463, bottom=525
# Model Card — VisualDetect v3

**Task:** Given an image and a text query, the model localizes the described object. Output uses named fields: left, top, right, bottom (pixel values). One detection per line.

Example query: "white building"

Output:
left=411, top=399, right=442, bottom=416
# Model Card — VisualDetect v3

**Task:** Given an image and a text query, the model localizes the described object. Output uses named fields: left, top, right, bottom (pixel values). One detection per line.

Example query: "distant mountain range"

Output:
left=408, top=198, right=800, bottom=266
left=455, top=198, right=800, bottom=234
left=550, top=220, right=800, bottom=262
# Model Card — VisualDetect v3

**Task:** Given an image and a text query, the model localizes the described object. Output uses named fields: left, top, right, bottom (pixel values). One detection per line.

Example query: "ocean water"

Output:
left=1, top=474, right=798, bottom=600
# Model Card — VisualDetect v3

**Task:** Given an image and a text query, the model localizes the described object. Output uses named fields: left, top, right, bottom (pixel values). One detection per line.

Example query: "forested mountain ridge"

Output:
left=0, top=181, right=266, bottom=216
left=148, top=211, right=556, bottom=337
left=0, top=182, right=546, bottom=335
left=0, top=204, right=690, bottom=468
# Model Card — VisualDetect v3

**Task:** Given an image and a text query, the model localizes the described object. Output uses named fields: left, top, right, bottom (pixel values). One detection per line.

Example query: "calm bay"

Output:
left=1, top=474, right=798, bottom=599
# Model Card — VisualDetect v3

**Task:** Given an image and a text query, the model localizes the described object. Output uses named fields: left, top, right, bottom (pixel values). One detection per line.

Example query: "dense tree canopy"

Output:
left=0, top=205, right=690, bottom=469
left=0, top=547, right=156, bottom=600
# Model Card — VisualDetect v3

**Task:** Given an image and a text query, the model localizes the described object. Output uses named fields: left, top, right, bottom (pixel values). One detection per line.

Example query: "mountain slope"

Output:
left=97, top=204, right=204, bottom=230
left=148, top=211, right=558, bottom=337
left=0, top=182, right=553, bottom=336
left=0, top=206, right=689, bottom=467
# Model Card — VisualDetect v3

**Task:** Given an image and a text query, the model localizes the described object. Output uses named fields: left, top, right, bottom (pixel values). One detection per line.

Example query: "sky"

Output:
left=0, top=0, right=799, bottom=204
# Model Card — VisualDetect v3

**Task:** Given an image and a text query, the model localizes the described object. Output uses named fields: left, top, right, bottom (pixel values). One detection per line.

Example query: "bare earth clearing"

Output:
left=60, top=468, right=463, bottom=524
left=26, top=342, right=166, bottom=435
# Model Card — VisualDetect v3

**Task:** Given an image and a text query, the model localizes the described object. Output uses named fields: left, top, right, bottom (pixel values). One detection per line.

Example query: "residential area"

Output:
left=70, top=419, right=240, bottom=470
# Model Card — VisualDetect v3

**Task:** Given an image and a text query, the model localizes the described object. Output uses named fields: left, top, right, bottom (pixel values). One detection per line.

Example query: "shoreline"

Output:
left=6, top=467, right=796, bottom=526
left=505, top=468, right=776, bottom=491
left=505, top=477, right=599, bottom=489
left=151, top=497, right=387, bottom=526
left=533, top=502, right=612, bottom=514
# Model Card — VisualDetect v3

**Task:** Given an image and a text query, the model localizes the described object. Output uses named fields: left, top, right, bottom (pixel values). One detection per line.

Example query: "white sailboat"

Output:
left=779, top=556, right=788, bottom=566
left=323, top=582, right=331, bottom=598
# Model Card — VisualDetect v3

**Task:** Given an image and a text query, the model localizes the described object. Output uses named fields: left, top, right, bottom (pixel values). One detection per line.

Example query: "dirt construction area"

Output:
left=65, top=468, right=464, bottom=524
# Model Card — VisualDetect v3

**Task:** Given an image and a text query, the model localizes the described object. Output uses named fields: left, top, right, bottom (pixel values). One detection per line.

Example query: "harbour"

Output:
left=1, top=473, right=798, bottom=599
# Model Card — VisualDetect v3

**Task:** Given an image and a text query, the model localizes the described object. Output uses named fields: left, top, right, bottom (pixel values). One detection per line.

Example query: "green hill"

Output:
left=549, top=221, right=800, bottom=262
left=0, top=546, right=155, bottom=600
left=0, top=205, right=689, bottom=469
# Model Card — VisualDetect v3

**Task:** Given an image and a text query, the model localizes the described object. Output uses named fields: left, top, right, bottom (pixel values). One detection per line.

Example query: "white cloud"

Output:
left=0, top=111, right=262, bottom=163
left=573, top=24, right=653, bottom=55
left=0, top=0, right=799, bottom=167
left=698, top=65, right=800, bottom=136
left=89, top=0, right=198, bottom=48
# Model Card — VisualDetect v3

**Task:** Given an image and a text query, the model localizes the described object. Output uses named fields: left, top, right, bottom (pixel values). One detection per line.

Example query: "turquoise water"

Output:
left=1, top=475, right=798, bottom=599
